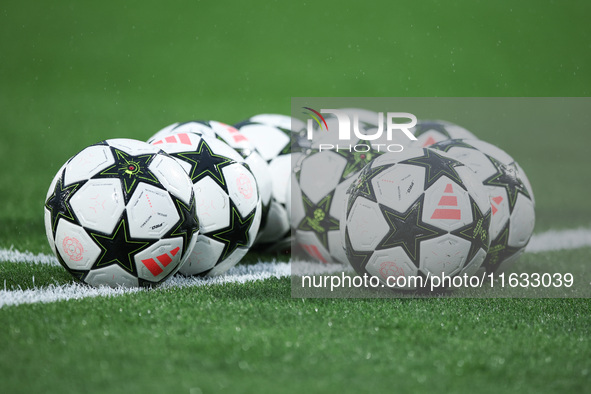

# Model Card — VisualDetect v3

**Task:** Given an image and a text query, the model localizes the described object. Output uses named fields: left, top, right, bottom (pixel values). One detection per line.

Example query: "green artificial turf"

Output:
left=1, top=0, right=591, bottom=393
left=0, top=261, right=72, bottom=290
left=1, top=1, right=590, bottom=252
left=1, top=279, right=589, bottom=394
left=3, top=246, right=590, bottom=298
left=292, top=247, right=591, bottom=298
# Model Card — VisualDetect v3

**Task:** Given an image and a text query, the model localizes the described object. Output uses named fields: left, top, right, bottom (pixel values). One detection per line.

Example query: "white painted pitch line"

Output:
left=1, top=227, right=590, bottom=308
left=0, top=247, right=60, bottom=266
left=0, top=283, right=145, bottom=308
left=0, top=262, right=289, bottom=308
left=525, top=228, right=591, bottom=253
left=0, top=260, right=345, bottom=308
left=1, top=227, right=590, bottom=267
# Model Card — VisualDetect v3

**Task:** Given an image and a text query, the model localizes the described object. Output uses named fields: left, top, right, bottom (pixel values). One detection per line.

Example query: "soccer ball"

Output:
left=150, top=132, right=262, bottom=276
left=292, top=144, right=386, bottom=264
left=234, top=114, right=299, bottom=244
left=246, top=113, right=304, bottom=130
left=341, top=148, right=492, bottom=290
left=429, top=139, right=535, bottom=272
left=44, top=138, right=199, bottom=288
left=292, top=111, right=396, bottom=264
left=409, top=120, right=477, bottom=148
left=147, top=120, right=272, bottom=226
left=244, top=113, right=307, bottom=152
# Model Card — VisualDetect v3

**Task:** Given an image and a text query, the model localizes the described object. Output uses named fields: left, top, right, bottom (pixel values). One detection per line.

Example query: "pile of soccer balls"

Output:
left=44, top=110, right=535, bottom=291
left=44, top=115, right=297, bottom=287
left=292, top=114, right=535, bottom=290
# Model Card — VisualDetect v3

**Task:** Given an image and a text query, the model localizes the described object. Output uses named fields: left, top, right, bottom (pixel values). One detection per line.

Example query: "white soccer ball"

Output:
left=292, top=145, right=386, bottom=264
left=341, top=148, right=492, bottom=290
left=247, top=113, right=306, bottom=133
left=409, top=120, right=477, bottom=148
left=246, top=113, right=307, bottom=152
left=429, top=139, right=535, bottom=272
left=234, top=115, right=300, bottom=244
left=147, top=120, right=272, bottom=225
left=149, top=132, right=262, bottom=276
left=44, top=138, right=199, bottom=288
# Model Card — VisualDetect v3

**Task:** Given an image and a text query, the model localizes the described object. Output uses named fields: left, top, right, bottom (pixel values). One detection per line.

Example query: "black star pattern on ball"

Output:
left=214, top=133, right=252, bottom=159
left=172, top=139, right=234, bottom=194
left=450, top=196, right=492, bottom=264
left=376, top=195, right=446, bottom=267
left=167, top=120, right=213, bottom=137
left=344, top=229, right=373, bottom=273
left=166, top=195, right=200, bottom=256
left=429, top=139, right=478, bottom=153
left=233, top=120, right=256, bottom=129
left=177, top=120, right=211, bottom=129
left=69, top=269, right=89, bottom=283
left=482, top=157, right=531, bottom=213
left=400, top=148, right=467, bottom=191
left=412, top=121, right=451, bottom=139
left=53, top=249, right=89, bottom=283
left=345, top=164, right=387, bottom=217
left=336, top=142, right=381, bottom=181
left=277, top=127, right=293, bottom=156
left=45, top=174, right=86, bottom=237
left=210, top=201, right=257, bottom=263
left=235, top=120, right=292, bottom=156
left=481, top=222, right=522, bottom=273
left=93, top=148, right=161, bottom=204
left=88, top=216, right=151, bottom=275
left=297, top=192, right=340, bottom=251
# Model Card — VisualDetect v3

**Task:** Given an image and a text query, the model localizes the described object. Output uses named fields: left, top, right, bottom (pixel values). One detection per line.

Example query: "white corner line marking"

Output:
left=1, top=227, right=591, bottom=307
